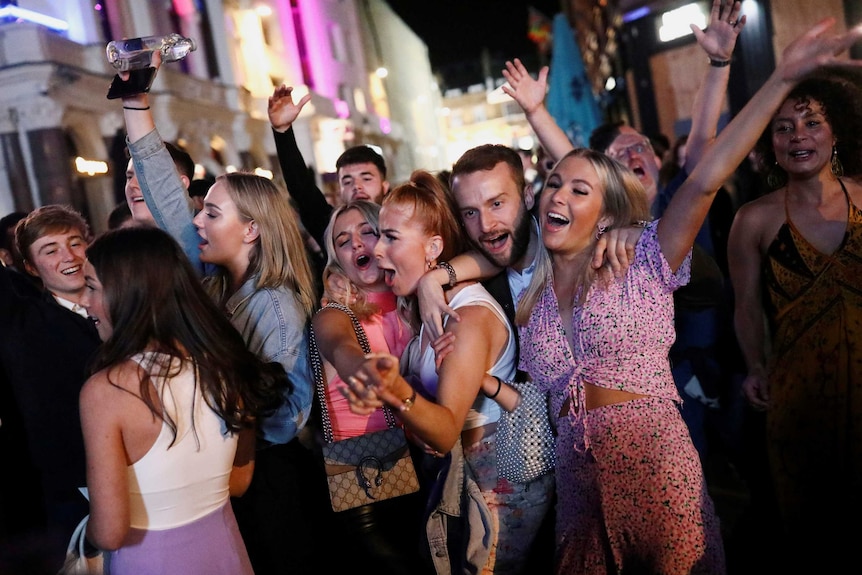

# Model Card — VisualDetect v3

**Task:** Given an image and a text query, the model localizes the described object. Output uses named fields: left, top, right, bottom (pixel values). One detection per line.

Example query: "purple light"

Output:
left=334, top=99, right=350, bottom=119
left=379, top=117, right=391, bottom=135
left=94, top=4, right=103, bottom=10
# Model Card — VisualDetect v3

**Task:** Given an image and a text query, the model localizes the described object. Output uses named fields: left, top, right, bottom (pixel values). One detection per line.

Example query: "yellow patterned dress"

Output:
left=762, top=178, right=862, bottom=554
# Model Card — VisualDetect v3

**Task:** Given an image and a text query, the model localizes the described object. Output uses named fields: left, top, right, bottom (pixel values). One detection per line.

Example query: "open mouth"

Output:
left=61, top=265, right=82, bottom=276
left=788, top=149, right=813, bottom=160
left=481, top=231, right=509, bottom=251
left=546, top=211, right=569, bottom=230
left=355, top=253, right=371, bottom=269
left=382, top=268, right=395, bottom=286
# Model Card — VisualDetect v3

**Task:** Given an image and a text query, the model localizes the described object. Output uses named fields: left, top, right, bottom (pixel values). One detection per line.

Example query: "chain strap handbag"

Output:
left=309, top=302, right=420, bottom=512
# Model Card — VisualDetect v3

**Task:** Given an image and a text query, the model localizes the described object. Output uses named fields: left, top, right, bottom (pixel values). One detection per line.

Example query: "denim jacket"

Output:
left=423, top=440, right=493, bottom=574
left=128, top=129, right=313, bottom=444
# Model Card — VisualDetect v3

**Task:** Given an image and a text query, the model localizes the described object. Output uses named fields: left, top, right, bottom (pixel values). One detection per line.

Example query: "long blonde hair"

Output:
left=516, top=148, right=649, bottom=325
left=321, top=200, right=382, bottom=319
left=208, top=172, right=317, bottom=321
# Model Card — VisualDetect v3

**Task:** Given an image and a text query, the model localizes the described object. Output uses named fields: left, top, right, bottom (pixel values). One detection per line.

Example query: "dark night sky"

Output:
left=385, top=0, right=563, bottom=89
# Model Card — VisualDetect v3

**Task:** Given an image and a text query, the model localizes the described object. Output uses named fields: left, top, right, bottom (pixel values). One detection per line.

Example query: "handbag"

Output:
left=495, top=379, right=556, bottom=483
left=309, top=302, right=420, bottom=512
left=57, top=515, right=104, bottom=575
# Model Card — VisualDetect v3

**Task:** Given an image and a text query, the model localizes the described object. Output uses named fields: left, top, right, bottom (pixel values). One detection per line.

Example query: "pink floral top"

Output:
left=519, top=222, right=690, bottom=404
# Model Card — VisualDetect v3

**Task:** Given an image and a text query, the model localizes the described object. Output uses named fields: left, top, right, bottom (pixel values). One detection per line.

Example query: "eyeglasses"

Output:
left=606, top=139, right=653, bottom=161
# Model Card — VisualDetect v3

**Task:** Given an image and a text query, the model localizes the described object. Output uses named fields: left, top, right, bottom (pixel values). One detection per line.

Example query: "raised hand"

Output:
left=502, top=58, right=549, bottom=116
left=268, top=85, right=312, bottom=133
left=777, top=17, right=862, bottom=82
left=691, top=0, right=746, bottom=61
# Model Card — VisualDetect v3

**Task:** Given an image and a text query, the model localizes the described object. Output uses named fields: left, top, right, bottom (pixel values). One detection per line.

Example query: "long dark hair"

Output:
left=86, top=226, right=288, bottom=438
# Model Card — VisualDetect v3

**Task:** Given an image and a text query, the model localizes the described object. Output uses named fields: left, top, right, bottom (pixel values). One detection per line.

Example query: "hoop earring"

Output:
left=766, top=162, right=787, bottom=190
left=595, top=223, right=607, bottom=240
left=831, top=146, right=844, bottom=177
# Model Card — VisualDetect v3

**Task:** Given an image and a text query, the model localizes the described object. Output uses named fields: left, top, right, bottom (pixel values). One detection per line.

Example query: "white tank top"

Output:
left=127, top=352, right=238, bottom=530
left=413, top=283, right=515, bottom=430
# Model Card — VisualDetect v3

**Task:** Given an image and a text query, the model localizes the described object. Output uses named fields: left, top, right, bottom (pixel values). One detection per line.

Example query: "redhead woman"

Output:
left=344, top=172, right=554, bottom=575
left=310, top=200, right=428, bottom=574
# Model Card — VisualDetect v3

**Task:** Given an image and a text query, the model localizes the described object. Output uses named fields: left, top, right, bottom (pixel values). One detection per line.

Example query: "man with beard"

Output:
left=416, top=144, right=641, bottom=573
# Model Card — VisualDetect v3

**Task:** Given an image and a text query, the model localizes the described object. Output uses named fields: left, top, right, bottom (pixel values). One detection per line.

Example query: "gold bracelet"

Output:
left=400, top=388, right=417, bottom=412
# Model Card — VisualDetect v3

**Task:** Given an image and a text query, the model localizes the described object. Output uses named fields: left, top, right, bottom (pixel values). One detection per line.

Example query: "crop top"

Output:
left=127, top=352, right=237, bottom=530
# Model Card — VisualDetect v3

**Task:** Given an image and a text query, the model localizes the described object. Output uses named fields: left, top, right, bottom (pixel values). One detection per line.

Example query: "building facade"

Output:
left=0, top=0, right=446, bottom=232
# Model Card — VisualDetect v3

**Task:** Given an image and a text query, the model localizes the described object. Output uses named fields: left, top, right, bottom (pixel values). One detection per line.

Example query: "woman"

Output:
left=310, top=200, right=426, bottom=574
left=514, top=19, right=862, bottom=575
left=120, top=67, right=323, bottom=573
left=345, top=172, right=554, bottom=574
left=79, top=226, right=289, bottom=574
left=728, top=72, right=862, bottom=570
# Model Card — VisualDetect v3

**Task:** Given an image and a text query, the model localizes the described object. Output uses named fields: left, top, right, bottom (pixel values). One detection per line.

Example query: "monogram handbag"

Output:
left=309, top=303, right=420, bottom=512
left=495, top=379, right=556, bottom=484
left=57, top=515, right=104, bottom=575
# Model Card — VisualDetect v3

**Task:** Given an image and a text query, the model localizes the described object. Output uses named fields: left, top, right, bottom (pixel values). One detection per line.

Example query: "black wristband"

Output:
left=487, top=376, right=503, bottom=399
left=123, top=105, right=150, bottom=110
left=708, top=58, right=731, bottom=67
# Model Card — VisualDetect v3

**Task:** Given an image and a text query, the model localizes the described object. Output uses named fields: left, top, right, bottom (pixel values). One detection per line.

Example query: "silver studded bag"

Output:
left=495, top=379, right=555, bottom=484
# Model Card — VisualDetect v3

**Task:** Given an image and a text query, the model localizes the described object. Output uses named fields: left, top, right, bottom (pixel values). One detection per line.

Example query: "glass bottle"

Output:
left=106, top=33, right=197, bottom=72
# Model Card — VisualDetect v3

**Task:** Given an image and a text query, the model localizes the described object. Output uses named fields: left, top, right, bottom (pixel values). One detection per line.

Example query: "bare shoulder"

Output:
left=733, top=190, right=786, bottom=242
left=81, top=359, right=144, bottom=404
left=844, top=176, right=862, bottom=205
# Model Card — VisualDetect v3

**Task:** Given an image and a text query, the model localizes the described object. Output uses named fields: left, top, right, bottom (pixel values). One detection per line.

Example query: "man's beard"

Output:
left=477, top=207, right=531, bottom=269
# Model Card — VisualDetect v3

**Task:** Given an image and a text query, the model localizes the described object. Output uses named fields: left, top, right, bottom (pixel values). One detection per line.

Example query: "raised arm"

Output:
left=119, top=63, right=202, bottom=272
left=657, top=18, right=862, bottom=270
left=684, top=0, right=746, bottom=170
left=269, top=85, right=333, bottom=250
left=502, top=58, right=574, bottom=162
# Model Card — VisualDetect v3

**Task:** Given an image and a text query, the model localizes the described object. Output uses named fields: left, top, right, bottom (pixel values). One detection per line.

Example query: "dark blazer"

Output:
left=0, top=264, right=100, bottom=529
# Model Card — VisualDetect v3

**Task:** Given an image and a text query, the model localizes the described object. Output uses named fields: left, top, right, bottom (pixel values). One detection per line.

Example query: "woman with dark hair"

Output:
left=79, top=226, right=289, bottom=574
left=728, top=70, right=862, bottom=571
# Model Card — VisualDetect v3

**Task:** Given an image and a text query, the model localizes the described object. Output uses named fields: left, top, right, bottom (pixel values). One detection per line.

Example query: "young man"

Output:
left=0, top=205, right=101, bottom=567
left=268, top=85, right=389, bottom=250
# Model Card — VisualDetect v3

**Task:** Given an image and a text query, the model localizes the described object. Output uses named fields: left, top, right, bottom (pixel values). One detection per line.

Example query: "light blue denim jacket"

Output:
left=129, top=129, right=312, bottom=444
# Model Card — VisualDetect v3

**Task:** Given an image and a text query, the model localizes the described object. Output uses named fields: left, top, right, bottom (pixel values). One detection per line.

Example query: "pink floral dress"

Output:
left=519, top=222, right=725, bottom=575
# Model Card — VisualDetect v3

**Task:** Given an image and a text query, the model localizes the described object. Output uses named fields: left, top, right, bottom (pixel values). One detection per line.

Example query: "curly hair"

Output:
left=757, top=72, right=862, bottom=188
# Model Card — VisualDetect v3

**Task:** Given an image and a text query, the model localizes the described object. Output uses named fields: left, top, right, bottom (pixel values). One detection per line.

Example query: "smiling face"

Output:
left=338, top=162, right=388, bottom=204
left=771, top=96, right=835, bottom=180
left=604, top=126, right=660, bottom=207
left=81, top=260, right=112, bottom=341
left=192, top=180, right=254, bottom=271
left=23, top=228, right=87, bottom=300
left=331, top=207, right=385, bottom=291
left=374, top=203, right=437, bottom=297
left=450, top=162, right=533, bottom=271
left=540, top=155, right=608, bottom=257
left=125, top=159, right=156, bottom=225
